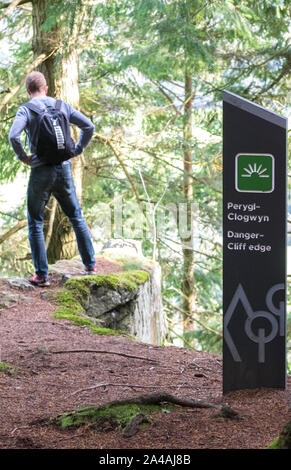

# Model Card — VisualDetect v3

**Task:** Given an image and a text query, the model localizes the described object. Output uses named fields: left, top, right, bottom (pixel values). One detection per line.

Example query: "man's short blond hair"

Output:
left=26, top=71, right=47, bottom=93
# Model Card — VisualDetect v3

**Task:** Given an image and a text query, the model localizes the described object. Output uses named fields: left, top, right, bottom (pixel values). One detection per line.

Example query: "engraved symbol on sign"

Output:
left=224, top=283, right=284, bottom=363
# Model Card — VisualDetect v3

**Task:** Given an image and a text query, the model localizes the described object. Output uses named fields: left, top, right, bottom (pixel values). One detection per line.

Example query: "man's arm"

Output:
left=8, top=107, right=29, bottom=162
left=68, top=107, right=95, bottom=156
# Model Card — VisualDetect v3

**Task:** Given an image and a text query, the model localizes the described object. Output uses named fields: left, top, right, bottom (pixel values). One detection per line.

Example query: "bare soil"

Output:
left=0, top=258, right=290, bottom=450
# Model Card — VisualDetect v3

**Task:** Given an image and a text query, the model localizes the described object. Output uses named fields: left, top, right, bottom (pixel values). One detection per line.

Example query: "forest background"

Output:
left=0, top=0, right=290, bottom=366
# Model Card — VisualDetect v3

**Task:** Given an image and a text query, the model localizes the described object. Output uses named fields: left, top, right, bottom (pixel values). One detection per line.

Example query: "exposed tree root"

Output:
left=98, top=392, right=239, bottom=419
left=50, top=349, right=159, bottom=364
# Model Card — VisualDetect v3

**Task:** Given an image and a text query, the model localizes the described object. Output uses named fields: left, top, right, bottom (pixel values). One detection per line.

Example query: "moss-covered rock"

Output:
left=50, top=270, right=149, bottom=337
left=46, top=259, right=166, bottom=344
left=65, top=270, right=149, bottom=294
left=53, top=301, right=126, bottom=337
left=267, top=422, right=291, bottom=449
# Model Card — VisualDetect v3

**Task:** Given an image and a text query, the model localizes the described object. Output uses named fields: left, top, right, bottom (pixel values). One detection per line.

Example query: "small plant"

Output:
left=0, top=361, right=19, bottom=376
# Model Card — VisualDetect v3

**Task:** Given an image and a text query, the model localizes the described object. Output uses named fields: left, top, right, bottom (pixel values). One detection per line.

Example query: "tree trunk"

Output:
left=31, top=0, right=83, bottom=262
left=181, top=70, right=195, bottom=336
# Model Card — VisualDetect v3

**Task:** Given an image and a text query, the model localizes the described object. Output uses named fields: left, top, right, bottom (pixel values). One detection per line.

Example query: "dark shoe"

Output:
left=84, top=265, right=97, bottom=275
left=28, top=274, right=50, bottom=287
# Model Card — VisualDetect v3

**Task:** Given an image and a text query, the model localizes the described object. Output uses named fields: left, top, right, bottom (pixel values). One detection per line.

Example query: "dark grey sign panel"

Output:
left=223, top=90, right=287, bottom=393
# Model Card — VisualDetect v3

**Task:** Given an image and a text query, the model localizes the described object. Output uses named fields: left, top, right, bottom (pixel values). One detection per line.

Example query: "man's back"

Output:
left=9, top=96, right=94, bottom=167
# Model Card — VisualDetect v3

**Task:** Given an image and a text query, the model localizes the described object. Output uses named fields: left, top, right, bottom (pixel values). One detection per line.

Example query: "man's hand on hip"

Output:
left=22, top=154, right=34, bottom=165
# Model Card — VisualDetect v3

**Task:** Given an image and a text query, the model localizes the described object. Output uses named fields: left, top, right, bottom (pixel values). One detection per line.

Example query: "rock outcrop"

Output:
left=48, top=241, right=168, bottom=345
left=83, top=263, right=166, bottom=345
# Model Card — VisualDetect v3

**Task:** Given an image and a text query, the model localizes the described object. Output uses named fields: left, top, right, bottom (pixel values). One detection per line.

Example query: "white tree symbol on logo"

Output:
left=241, top=163, right=270, bottom=178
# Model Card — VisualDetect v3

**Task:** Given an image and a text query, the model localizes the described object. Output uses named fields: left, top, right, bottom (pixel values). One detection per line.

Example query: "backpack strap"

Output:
left=55, top=99, right=62, bottom=111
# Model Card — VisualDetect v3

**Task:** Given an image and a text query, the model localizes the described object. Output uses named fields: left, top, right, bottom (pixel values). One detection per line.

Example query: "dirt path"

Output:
left=0, top=270, right=290, bottom=450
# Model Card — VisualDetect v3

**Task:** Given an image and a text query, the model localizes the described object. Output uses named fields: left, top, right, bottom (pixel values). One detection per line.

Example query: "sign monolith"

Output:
left=223, top=90, right=287, bottom=393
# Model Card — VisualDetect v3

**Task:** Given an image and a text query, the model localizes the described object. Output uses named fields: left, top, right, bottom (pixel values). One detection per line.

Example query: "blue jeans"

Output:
left=27, top=161, right=95, bottom=278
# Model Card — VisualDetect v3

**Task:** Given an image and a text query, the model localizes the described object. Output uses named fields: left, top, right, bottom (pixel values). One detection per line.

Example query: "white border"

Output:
left=235, top=153, right=275, bottom=193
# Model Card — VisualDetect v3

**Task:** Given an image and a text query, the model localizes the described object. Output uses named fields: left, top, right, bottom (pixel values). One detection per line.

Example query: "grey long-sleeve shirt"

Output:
left=9, top=96, right=94, bottom=168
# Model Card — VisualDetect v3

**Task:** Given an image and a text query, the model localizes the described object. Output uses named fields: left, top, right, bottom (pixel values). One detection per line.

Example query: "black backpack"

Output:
left=23, top=99, right=76, bottom=165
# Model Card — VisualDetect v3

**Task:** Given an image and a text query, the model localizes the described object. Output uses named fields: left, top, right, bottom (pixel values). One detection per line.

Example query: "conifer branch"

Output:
left=163, top=297, right=222, bottom=338
left=94, top=132, right=142, bottom=207
left=0, top=0, right=32, bottom=16
left=0, top=46, right=60, bottom=114
left=0, top=219, right=27, bottom=245
left=0, top=0, right=29, bottom=20
left=0, top=53, right=46, bottom=113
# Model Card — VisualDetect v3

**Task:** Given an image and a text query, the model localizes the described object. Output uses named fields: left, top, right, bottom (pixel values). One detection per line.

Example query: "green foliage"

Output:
left=185, top=321, right=222, bottom=354
left=41, top=0, right=85, bottom=34
left=0, top=8, right=33, bottom=183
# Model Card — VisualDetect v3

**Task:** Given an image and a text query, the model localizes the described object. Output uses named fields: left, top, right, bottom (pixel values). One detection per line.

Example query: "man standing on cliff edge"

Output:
left=9, top=70, right=97, bottom=286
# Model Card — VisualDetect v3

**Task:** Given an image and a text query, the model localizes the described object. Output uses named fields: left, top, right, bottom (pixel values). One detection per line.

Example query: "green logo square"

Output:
left=235, top=154, right=274, bottom=193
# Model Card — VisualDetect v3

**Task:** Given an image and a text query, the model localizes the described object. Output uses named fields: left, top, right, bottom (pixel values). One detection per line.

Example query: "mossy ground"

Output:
left=266, top=422, right=291, bottom=449
left=50, top=402, right=174, bottom=434
left=0, top=361, right=19, bottom=376
left=267, top=437, right=280, bottom=449
left=52, top=270, right=149, bottom=337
